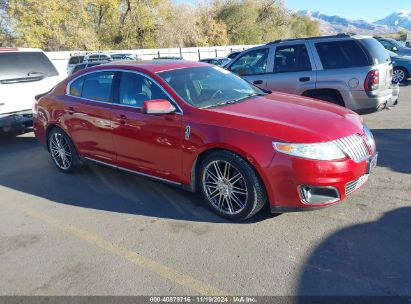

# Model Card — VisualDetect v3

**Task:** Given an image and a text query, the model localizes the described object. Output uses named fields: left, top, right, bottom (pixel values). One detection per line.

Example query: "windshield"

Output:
left=157, top=66, right=266, bottom=108
left=0, top=52, right=59, bottom=81
left=390, top=39, right=405, bottom=49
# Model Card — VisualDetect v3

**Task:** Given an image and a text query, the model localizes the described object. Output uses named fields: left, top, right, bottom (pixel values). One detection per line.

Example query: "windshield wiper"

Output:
left=200, top=93, right=265, bottom=109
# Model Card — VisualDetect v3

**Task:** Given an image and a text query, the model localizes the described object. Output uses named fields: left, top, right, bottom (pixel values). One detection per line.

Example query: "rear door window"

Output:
left=315, top=40, right=370, bottom=69
left=273, top=44, right=311, bottom=73
left=228, top=48, right=269, bottom=76
left=0, top=52, right=59, bottom=81
left=81, top=71, right=116, bottom=102
left=69, top=77, right=84, bottom=97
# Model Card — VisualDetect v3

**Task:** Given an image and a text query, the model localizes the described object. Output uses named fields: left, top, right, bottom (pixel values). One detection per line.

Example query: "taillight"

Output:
left=364, top=69, right=379, bottom=92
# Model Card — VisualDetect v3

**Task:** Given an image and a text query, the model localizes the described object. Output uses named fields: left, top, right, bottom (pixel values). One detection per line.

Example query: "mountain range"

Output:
left=298, top=10, right=411, bottom=35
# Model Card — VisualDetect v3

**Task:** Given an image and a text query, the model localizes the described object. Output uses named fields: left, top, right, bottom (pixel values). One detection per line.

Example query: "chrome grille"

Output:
left=334, top=134, right=370, bottom=163
left=345, top=175, right=369, bottom=195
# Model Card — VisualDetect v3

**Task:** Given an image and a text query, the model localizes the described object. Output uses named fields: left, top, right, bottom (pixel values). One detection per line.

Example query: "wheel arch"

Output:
left=187, top=147, right=269, bottom=201
left=302, top=88, right=345, bottom=107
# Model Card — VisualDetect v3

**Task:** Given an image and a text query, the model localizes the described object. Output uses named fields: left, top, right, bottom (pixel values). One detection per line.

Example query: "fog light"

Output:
left=299, top=185, right=340, bottom=205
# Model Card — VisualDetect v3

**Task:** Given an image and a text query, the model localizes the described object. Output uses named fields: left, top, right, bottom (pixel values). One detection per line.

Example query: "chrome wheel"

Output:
left=49, top=132, right=72, bottom=170
left=393, top=69, right=405, bottom=83
left=202, top=160, right=248, bottom=215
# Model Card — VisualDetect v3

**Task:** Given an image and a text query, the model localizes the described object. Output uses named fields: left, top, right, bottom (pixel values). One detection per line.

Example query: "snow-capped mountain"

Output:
left=375, top=10, right=411, bottom=29
left=298, top=10, right=406, bottom=35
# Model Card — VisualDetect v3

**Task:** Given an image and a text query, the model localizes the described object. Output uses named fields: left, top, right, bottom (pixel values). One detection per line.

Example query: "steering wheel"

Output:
left=209, top=89, right=224, bottom=101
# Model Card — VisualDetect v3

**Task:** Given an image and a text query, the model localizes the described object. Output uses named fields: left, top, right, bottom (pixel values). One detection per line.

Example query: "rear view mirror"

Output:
left=142, top=99, right=176, bottom=115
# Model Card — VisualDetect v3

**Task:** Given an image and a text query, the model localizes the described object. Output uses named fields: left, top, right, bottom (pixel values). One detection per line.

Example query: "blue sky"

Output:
left=175, top=0, right=410, bottom=22
left=286, top=0, right=410, bottom=22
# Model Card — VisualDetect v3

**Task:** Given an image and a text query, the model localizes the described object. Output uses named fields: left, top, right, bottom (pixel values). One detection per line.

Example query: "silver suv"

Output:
left=225, top=34, right=399, bottom=113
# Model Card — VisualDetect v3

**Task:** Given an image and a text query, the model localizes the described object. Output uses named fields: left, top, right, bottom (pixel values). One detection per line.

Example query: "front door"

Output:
left=111, top=71, right=183, bottom=183
left=265, top=43, right=316, bottom=94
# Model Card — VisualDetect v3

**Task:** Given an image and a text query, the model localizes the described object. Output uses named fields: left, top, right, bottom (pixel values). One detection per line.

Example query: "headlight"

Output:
left=363, top=124, right=376, bottom=152
left=273, top=141, right=346, bottom=161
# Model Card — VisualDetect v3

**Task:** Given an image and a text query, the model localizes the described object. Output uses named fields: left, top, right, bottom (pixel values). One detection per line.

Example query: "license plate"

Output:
left=367, top=152, right=378, bottom=174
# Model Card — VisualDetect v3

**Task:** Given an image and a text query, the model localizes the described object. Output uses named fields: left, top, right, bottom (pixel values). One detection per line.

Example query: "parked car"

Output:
left=33, top=61, right=377, bottom=221
left=67, top=52, right=111, bottom=74
left=0, top=48, right=61, bottom=133
left=110, top=53, right=138, bottom=61
left=376, top=37, right=411, bottom=56
left=199, top=57, right=231, bottom=67
left=69, top=60, right=111, bottom=75
left=67, top=54, right=87, bottom=74
left=225, top=34, right=399, bottom=114
left=85, top=53, right=112, bottom=62
left=387, top=50, right=411, bottom=83
left=226, top=51, right=242, bottom=60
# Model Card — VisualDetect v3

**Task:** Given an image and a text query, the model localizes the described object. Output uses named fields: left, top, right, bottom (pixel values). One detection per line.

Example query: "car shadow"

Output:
left=371, top=128, right=411, bottom=174
left=0, top=133, right=279, bottom=224
left=297, top=207, right=411, bottom=296
left=398, top=79, right=410, bottom=87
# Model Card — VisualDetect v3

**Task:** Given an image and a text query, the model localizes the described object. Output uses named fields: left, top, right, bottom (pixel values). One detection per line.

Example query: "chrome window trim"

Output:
left=84, top=157, right=182, bottom=186
left=66, top=68, right=183, bottom=115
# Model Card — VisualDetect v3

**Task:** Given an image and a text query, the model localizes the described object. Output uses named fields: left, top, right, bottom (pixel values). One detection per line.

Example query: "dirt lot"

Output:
left=0, top=85, right=410, bottom=296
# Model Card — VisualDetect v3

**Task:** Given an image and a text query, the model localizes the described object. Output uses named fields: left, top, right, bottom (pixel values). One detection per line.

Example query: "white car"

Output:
left=0, top=48, right=61, bottom=133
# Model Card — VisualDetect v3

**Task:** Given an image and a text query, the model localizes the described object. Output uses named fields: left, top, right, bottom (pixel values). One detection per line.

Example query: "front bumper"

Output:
left=265, top=152, right=376, bottom=213
left=0, top=110, right=33, bottom=133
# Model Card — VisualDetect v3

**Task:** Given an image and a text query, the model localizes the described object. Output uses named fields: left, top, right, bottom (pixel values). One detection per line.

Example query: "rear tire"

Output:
left=198, top=151, right=267, bottom=221
left=48, top=128, right=81, bottom=173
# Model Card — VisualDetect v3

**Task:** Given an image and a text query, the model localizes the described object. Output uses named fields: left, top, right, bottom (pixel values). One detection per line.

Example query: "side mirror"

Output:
left=392, top=46, right=398, bottom=52
left=142, top=99, right=176, bottom=115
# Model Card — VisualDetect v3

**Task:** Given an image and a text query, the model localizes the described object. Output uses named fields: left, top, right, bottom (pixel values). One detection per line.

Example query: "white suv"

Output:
left=0, top=48, right=61, bottom=133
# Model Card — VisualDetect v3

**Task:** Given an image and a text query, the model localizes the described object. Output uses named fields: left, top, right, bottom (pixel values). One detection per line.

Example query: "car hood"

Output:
left=393, top=54, right=411, bottom=61
left=398, top=48, right=411, bottom=56
left=198, top=92, right=364, bottom=143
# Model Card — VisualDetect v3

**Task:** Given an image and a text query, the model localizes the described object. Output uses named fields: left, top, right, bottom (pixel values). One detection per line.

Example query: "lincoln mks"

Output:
left=33, top=61, right=377, bottom=220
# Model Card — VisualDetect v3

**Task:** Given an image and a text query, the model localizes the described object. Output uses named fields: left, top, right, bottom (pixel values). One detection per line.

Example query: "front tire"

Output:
left=48, top=128, right=81, bottom=173
left=393, top=67, right=408, bottom=83
left=198, top=151, right=267, bottom=221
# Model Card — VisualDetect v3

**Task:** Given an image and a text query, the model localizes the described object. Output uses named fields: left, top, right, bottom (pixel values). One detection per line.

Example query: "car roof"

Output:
left=201, top=57, right=228, bottom=60
left=0, top=47, right=43, bottom=52
left=266, top=33, right=371, bottom=45
left=101, top=60, right=209, bottom=73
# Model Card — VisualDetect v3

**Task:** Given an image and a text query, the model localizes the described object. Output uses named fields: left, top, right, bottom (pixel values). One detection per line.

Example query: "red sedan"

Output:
left=33, top=61, right=377, bottom=220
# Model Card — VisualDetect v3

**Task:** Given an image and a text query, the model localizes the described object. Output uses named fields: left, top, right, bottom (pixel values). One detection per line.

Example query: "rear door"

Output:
left=62, top=70, right=117, bottom=163
left=0, top=51, right=60, bottom=115
left=265, top=43, right=316, bottom=94
left=226, top=47, right=273, bottom=89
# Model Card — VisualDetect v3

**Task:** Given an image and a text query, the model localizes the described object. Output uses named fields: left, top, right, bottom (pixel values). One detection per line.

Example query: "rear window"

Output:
left=315, top=40, right=370, bottom=69
left=358, top=38, right=391, bottom=65
left=68, top=56, right=84, bottom=65
left=0, top=52, right=59, bottom=80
